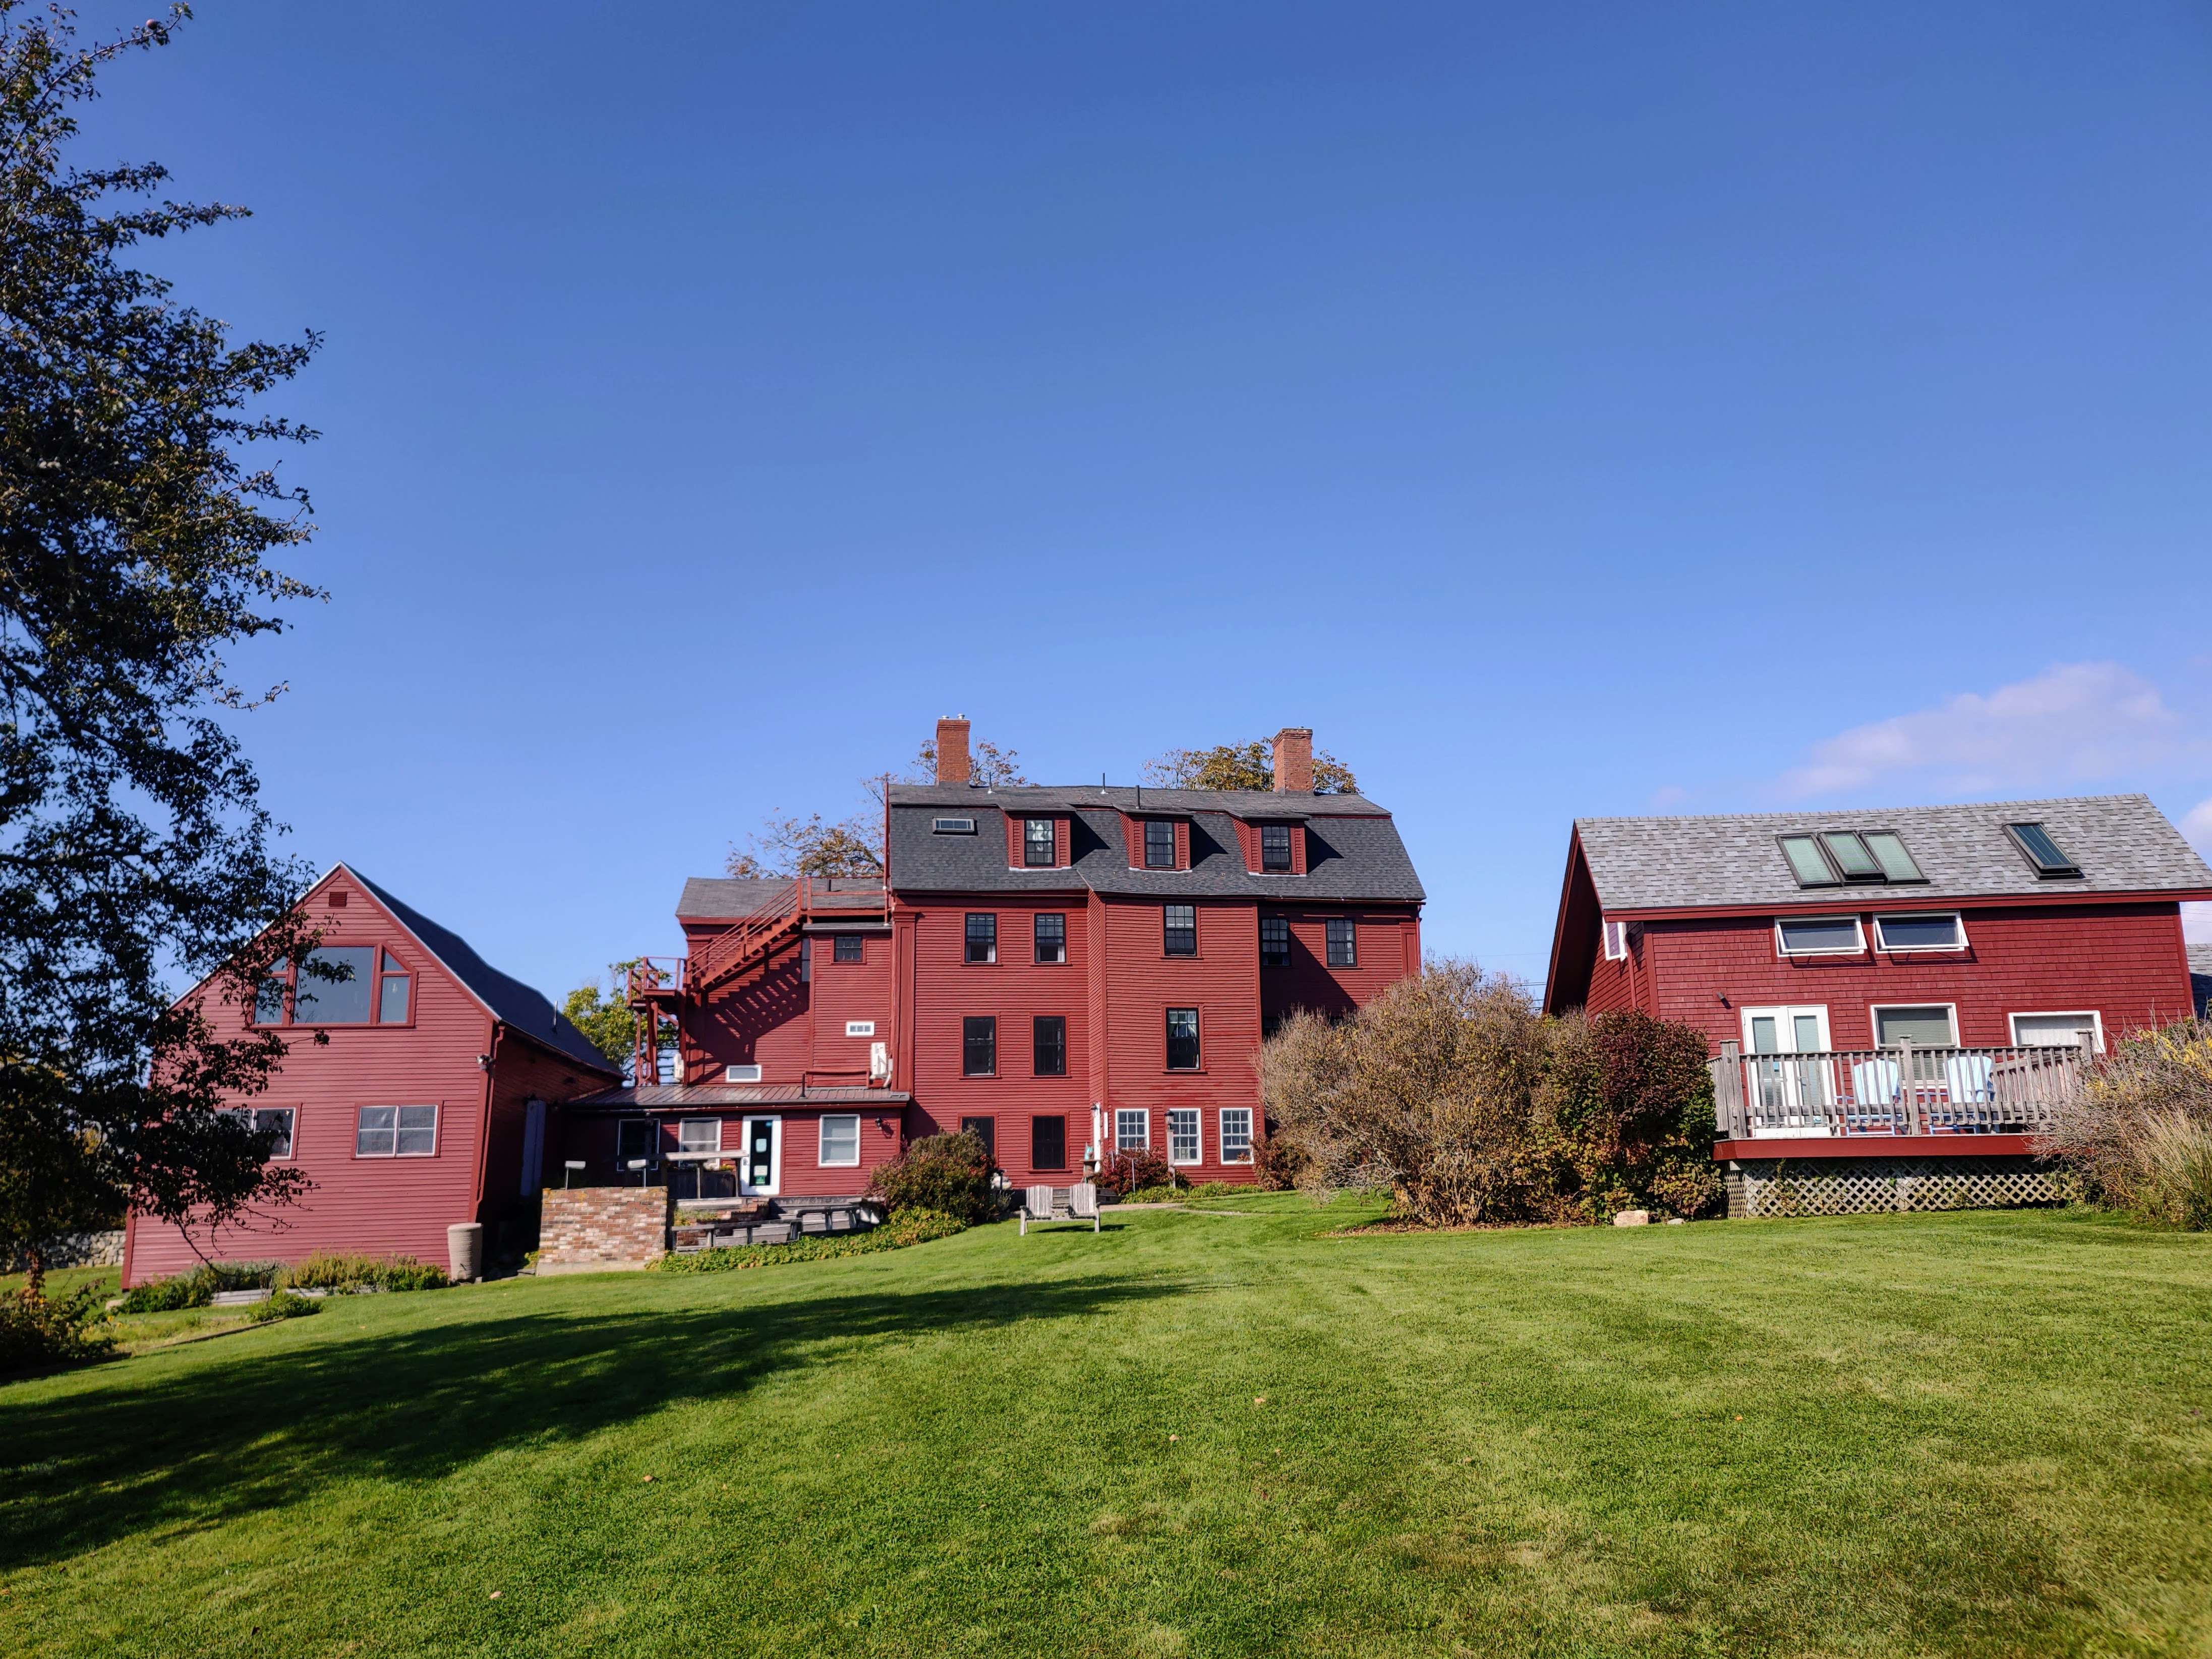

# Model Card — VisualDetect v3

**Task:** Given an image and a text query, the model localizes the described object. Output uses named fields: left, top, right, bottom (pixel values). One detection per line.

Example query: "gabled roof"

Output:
left=881, top=785, right=1424, bottom=903
left=1574, top=795, right=2212, bottom=913
left=342, top=866, right=619, bottom=1076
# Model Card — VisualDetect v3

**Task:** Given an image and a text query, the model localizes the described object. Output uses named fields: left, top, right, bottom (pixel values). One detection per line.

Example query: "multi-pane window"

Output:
left=1163, top=904, right=1197, bottom=957
left=1167, top=1107, right=1201, bottom=1164
left=1778, top=830, right=1927, bottom=887
left=820, top=1115, right=861, bottom=1166
left=1024, top=817, right=1056, bottom=866
left=1032, top=1114, right=1067, bottom=1170
left=223, top=1106, right=295, bottom=1159
left=1220, top=1108, right=1254, bottom=1164
left=833, top=933, right=864, bottom=964
left=1325, top=918, right=1357, bottom=967
left=258, top=947, right=413, bottom=1026
left=357, top=1105, right=437, bottom=1158
left=1260, top=824, right=1292, bottom=871
left=965, top=913, right=997, bottom=964
left=959, top=1115, right=997, bottom=1160
left=962, top=1016, right=997, bottom=1076
left=677, top=1118, right=721, bottom=1153
left=1144, top=820, right=1176, bottom=869
left=1033, top=1015, right=1067, bottom=1077
left=1165, top=1008, right=1200, bottom=1071
left=1116, top=1108, right=1150, bottom=1151
left=1034, top=913, right=1066, bottom=964
left=1259, top=916, right=1290, bottom=968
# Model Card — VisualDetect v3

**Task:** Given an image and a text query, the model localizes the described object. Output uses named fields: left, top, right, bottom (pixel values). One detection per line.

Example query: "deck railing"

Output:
left=1709, top=1038, right=2093, bottom=1140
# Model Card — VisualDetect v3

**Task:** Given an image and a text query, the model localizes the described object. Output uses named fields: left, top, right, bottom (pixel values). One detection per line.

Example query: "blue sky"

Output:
left=74, top=1, right=2212, bottom=996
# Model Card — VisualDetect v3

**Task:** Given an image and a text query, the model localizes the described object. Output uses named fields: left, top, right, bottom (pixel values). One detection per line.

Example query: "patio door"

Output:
left=1741, top=1005, right=1832, bottom=1135
left=739, top=1116, right=781, bottom=1197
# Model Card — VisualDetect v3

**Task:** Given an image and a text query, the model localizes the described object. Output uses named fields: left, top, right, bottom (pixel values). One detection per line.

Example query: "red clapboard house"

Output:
left=1542, top=795, right=2212, bottom=1217
left=564, top=721, right=1425, bottom=1200
left=124, top=865, right=620, bottom=1285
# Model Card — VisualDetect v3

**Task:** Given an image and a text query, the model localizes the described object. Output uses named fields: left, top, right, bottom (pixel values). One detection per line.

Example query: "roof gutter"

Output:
left=1594, top=886, right=2212, bottom=923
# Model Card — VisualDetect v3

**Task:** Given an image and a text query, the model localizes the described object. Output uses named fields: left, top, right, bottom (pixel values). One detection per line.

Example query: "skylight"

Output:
left=1777, top=830, right=1927, bottom=888
left=2005, top=821, right=2081, bottom=877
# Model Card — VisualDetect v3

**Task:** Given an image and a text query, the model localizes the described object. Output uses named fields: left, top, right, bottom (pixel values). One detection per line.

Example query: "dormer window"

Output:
left=1778, top=830, right=1925, bottom=887
left=2005, top=821, right=2081, bottom=878
left=1024, top=817, right=1055, bottom=867
left=1260, top=824, right=1292, bottom=872
left=1144, top=820, right=1176, bottom=869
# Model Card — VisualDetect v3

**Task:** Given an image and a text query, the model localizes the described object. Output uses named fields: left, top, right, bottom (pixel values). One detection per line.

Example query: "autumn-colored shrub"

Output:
left=1095, top=1146, right=1170, bottom=1197
left=0, top=1285, right=114, bottom=1374
left=2042, top=1019, right=2212, bottom=1228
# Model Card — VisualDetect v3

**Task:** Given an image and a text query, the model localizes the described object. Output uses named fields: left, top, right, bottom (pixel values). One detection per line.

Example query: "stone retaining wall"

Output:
left=1725, top=1155, right=2072, bottom=1219
left=537, top=1186, right=669, bottom=1272
left=5, top=1229, right=127, bottom=1271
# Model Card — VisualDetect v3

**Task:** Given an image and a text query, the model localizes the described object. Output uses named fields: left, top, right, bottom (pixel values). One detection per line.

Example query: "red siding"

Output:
left=1642, top=902, right=2195, bottom=1052
left=481, top=1033, right=611, bottom=1252
left=128, top=871, right=515, bottom=1284
left=1260, top=907, right=1421, bottom=1025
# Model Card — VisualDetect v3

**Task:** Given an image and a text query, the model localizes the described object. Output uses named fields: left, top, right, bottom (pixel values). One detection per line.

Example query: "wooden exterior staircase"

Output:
left=624, top=877, right=818, bottom=1085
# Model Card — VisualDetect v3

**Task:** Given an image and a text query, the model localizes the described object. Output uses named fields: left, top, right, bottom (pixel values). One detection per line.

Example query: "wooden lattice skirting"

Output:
left=1724, top=1155, right=2072, bottom=1219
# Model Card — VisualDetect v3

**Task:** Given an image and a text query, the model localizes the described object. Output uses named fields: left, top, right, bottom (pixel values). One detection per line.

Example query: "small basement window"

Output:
left=2006, top=821, right=2082, bottom=877
left=932, top=817, right=977, bottom=834
left=1874, top=913, right=1966, bottom=952
left=1774, top=916, right=1865, bottom=956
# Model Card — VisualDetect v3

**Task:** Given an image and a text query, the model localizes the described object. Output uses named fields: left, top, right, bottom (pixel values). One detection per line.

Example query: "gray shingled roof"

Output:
left=677, top=876, right=886, bottom=919
left=1577, top=795, right=2212, bottom=912
left=569, top=1084, right=911, bottom=1109
left=884, top=790, right=1424, bottom=903
left=347, top=867, right=619, bottom=1075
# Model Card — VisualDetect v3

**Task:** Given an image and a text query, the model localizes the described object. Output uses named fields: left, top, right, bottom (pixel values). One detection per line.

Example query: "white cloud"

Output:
left=2185, top=798, right=2212, bottom=846
left=1783, top=662, right=2195, bottom=799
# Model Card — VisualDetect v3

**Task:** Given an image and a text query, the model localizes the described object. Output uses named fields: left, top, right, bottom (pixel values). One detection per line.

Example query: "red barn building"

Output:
left=1543, top=795, right=2212, bottom=1216
left=124, top=865, right=620, bottom=1285
left=564, top=722, right=1424, bottom=1201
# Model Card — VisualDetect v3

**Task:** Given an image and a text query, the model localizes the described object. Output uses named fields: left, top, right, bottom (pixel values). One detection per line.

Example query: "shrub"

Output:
left=1095, top=1146, right=1170, bottom=1197
left=244, top=1290, right=323, bottom=1325
left=114, top=1259, right=281, bottom=1313
left=1259, top=963, right=1724, bottom=1227
left=1253, top=1127, right=1304, bottom=1191
left=869, top=1133, right=997, bottom=1224
left=0, top=1287, right=115, bottom=1375
left=657, top=1208, right=964, bottom=1273
left=2045, top=1020, right=2212, bottom=1229
left=277, top=1253, right=447, bottom=1293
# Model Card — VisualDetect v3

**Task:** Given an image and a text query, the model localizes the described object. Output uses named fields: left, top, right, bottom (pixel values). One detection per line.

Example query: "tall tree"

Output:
left=0, top=5, right=322, bottom=1292
left=1144, top=740, right=1358, bottom=794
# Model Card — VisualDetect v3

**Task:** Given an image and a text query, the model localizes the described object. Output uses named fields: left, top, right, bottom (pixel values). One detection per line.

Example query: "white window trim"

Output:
left=677, top=1117, right=723, bottom=1154
left=739, top=1115, right=782, bottom=1196
left=1872, top=912, right=1968, bottom=953
left=2008, top=1010, right=2105, bottom=1054
left=1870, top=1002, right=1960, bottom=1048
left=844, top=1020, right=876, bottom=1038
left=1739, top=1005, right=1834, bottom=1051
left=1219, top=1107, right=1254, bottom=1164
left=1601, top=919, right=1628, bottom=962
left=819, top=1113, right=862, bottom=1168
left=1115, top=1108, right=1150, bottom=1152
left=725, top=1063, right=763, bottom=1083
left=1773, top=915, right=1867, bottom=958
left=1166, top=1107, right=1203, bottom=1166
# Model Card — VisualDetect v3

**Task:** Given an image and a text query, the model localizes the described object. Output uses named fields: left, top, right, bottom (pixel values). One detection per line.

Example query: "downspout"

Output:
left=883, top=774, right=900, bottom=1094
left=471, top=1019, right=502, bottom=1226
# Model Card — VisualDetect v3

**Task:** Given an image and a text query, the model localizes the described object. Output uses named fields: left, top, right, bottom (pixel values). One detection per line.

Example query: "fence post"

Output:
left=1898, top=1040, right=1917, bottom=1134
left=1718, top=1040, right=1741, bottom=1137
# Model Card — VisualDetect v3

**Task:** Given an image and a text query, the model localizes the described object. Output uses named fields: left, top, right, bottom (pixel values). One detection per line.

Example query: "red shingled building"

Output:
left=564, top=721, right=1426, bottom=1198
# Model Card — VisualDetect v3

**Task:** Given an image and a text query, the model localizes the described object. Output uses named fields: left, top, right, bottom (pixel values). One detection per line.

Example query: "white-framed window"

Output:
left=2010, top=1011, right=2104, bottom=1053
left=819, top=1114, right=861, bottom=1167
left=726, top=1063, right=763, bottom=1084
left=677, top=1117, right=722, bottom=1154
left=1872, top=1004, right=1958, bottom=1047
left=356, top=1104, right=436, bottom=1158
left=1167, top=1107, right=1201, bottom=1165
left=1873, top=913, right=1967, bottom=953
left=1601, top=919, right=1628, bottom=961
left=1116, top=1108, right=1149, bottom=1152
left=1774, top=915, right=1866, bottom=957
left=223, top=1106, right=296, bottom=1159
left=845, top=1020, right=876, bottom=1038
left=1220, top=1108, right=1254, bottom=1164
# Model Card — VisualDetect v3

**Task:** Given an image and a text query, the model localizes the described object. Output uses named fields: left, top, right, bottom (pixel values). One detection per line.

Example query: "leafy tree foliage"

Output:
left=913, top=734, right=1025, bottom=787
left=1144, top=740, right=1358, bottom=794
left=725, top=812, right=882, bottom=879
left=0, top=5, right=322, bottom=1292
left=561, top=962, right=675, bottom=1078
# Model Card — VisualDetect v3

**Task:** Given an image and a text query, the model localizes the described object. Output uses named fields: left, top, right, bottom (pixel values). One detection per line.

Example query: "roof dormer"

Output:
left=1005, top=810, right=1071, bottom=870
left=1125, top=814, right=1189, bottom=872
left=1238, top=817, right=1306, bottom=876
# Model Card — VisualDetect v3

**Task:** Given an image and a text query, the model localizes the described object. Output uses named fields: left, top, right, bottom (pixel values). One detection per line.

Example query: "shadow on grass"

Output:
left=0, top=1273, right=1179, bottom=1571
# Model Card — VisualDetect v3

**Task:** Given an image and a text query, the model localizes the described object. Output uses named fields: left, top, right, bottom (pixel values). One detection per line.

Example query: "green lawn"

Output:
left=5, top=1198, right=2210, bottom=1658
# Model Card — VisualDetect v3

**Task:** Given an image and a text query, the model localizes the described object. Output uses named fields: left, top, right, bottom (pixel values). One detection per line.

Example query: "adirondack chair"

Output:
left=1067, top=1181, right=1101, bottom=1233
left=1018, top=1184, right=1056, bottom=1235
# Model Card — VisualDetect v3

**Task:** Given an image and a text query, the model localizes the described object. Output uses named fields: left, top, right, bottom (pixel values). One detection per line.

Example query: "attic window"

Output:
left=327, top=891, right=348, bottom=908
left=1778, top=830, right=1926, bottom=887
left=2006, top=821, right=2081, bottom=878
left=932, top=816, right=977, bottom=835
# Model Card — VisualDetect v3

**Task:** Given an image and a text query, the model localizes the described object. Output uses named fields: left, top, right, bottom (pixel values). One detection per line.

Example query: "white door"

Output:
left=1741, top=1005, right=1833, bottom=1136
left=740, top=1116, right=781, bottom=1197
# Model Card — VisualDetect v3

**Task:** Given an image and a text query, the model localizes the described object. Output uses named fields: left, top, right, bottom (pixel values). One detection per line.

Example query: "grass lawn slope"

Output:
left=4, top=1197, right=2209, bottom=1657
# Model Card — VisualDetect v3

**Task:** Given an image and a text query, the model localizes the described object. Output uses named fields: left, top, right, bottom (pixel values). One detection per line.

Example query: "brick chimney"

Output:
left=935, top=716, right=972, bottom=787
left=1272, top=727, right=1314, bottom=793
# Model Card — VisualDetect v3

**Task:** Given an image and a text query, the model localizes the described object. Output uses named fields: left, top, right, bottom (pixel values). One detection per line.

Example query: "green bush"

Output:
left=114, top=1260, right=281, bottom=1313
left=657, top=1208, right=964, bottom=1273
left=243, top=1290, right=323, bottom=1325
left=0, top=1287, right=115, bottom=1375
left=277, top=1253, right=447, bottom=1292
left=869, top=1133, right=997, bottom=1224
